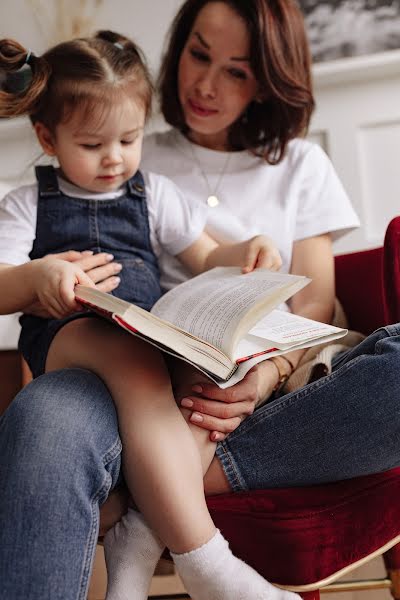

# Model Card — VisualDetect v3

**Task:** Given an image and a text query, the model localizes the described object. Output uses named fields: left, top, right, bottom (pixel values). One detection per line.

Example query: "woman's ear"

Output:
left=254, top=85, right=268, bottom=103
left=34, top=122, right=57, bottom=156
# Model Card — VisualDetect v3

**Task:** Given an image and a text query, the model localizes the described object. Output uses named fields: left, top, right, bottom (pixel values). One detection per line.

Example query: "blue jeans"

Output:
left=1, top=324, right=400, bottom=599
left=217, top=323, right=400, bottom=490
left=0, top=370, right=122, bottom=600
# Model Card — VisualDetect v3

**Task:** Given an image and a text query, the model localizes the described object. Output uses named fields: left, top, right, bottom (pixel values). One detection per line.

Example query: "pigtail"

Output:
left=95, top=30, right=124, bottom=46
left=94, top=30, right=148, bottom=69
left=94, top=30, right=153, bottom=118
left=0, top=38, right=51, bottom=118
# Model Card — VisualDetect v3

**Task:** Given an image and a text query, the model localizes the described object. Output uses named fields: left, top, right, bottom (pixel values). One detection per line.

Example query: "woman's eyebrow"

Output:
left=193, top=31, right=250, bottom=62
left=194, top=31, right=210, bottom=49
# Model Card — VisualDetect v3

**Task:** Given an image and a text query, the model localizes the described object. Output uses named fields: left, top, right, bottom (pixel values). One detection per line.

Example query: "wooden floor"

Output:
left=88, top=545, right=393, bottom=600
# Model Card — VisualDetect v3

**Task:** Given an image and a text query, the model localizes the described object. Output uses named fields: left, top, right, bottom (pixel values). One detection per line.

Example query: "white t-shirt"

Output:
left=0, top=170, right=207, bottom=291
left=142, top=129, right=360, bottom=290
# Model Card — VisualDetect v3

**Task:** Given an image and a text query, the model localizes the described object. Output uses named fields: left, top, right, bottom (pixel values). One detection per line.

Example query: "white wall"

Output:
left=0, top=0, right=183, bottom=77
left=310, top=50, right=400, bottom=253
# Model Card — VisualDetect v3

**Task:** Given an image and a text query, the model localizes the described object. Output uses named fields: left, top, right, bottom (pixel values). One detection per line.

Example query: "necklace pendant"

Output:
left=207, top=195, right=219, bottom=208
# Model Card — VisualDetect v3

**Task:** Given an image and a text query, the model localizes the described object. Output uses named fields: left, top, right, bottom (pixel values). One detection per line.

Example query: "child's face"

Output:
left=36, top=96, right=145, bottom=193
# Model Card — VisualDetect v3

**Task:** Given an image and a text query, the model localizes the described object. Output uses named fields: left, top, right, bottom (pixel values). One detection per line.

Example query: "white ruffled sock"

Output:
left=171, top=530, right=300, bottom=600
left=104, top=508, right=164, bottom=600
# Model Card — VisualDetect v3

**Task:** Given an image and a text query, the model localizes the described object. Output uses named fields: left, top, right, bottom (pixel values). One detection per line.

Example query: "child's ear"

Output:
left=34, top=122, right=57, bottom=156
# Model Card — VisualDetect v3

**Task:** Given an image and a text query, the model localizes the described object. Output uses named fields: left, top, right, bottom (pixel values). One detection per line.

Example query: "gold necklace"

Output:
left=186, top=141, right=231, bottom=208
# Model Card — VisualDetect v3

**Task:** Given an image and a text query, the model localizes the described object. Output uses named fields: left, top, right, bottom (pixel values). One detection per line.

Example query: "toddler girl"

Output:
left=0, top=31, right=297, bottom=600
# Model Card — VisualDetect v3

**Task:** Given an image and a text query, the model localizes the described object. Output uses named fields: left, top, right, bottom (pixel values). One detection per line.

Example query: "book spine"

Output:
left=227, top=363, right=239, bottom=379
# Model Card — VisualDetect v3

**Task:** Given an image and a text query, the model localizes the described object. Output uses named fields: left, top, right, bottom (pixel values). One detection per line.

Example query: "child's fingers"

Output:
left=269, top=253, right=283, bottom=271
left=59, top=274, right=83, bottom=313
left=242, top=239, right=275, bottom=272
left=243, top=235, right=282, bottom=272
left=58, top=291, right=79, bottom=314
left=255, top=245, right=282, bottom=271
left=241, top=239, right=259, bottom=273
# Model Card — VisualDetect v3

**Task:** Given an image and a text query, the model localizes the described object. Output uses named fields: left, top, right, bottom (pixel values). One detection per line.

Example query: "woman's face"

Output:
left=178, top=1, right=259, bottom=150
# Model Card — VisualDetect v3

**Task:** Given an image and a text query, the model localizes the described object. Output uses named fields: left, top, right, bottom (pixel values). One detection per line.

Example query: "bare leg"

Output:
left=47, top=319, right=299, bottom=600
left=46, top=318, right=215, bottom=552
left=204, top=455, right=231, bottom=495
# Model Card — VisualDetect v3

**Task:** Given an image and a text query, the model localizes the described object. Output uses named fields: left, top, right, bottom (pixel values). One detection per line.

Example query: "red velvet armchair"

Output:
left=150, top=216, right=400, bottom=600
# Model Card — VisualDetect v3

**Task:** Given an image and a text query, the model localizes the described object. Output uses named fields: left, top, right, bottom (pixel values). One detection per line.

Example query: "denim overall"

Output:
left=19, top=165, right=162, bottom=377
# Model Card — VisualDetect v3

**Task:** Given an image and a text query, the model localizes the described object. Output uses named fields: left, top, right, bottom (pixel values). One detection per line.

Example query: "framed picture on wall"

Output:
left=299, top=0, right=400, bottom=62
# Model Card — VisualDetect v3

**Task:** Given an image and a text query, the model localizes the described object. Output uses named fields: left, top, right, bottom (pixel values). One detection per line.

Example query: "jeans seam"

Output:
left=103, top=437, right=123, bottom=466
left=216, top=442, right=248, bottom=492
left=383, top=323, right=400, bottom=336
left=78, top=438, right=122, bottom=599
left=240, top=356, right=365, bottom=435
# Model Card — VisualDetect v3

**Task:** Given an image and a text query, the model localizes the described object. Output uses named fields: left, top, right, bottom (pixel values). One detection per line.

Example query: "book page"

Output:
left=233, top=309, right=347, bottom=359
left=151, top=267, right=308, bottom=356
left=75, top=284, right=236, bottom=381
left=220, top=330, right=347, bottom=388
left=249, top=309, right=344, bottom=345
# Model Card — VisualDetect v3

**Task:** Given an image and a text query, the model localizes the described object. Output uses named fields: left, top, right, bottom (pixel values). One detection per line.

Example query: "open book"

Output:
left=75, top=267, right=347, bottom=388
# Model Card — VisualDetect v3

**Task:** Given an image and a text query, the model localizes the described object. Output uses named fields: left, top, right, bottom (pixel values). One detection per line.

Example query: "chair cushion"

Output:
left=384, top=216, right=400, bottom=324
left=206, top=468, right=400, bottom=586
left=335, top=247, right=384, bottom=335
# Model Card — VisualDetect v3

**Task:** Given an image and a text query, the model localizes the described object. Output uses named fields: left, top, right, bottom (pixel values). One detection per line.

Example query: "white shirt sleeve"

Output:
left=294, top=144, right=360, bottom=242
left=143, top=171, right=208, bottom=256
left=0, top=184, right=37, bottom=265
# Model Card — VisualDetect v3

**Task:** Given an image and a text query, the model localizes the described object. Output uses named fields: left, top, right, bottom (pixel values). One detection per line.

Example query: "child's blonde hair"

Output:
left=0, top=30, right=152, bottom=131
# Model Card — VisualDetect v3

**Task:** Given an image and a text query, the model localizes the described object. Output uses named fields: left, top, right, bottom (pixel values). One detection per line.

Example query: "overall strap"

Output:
left=126, top=170, right=146, bottom=199
left=35, top=166, right=61, bottom=199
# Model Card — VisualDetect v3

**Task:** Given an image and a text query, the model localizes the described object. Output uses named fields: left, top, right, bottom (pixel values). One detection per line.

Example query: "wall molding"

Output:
left=313, top=49, right=400, bottom=88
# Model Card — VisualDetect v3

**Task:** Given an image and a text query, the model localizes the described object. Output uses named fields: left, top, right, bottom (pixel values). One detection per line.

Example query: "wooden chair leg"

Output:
left=384, top=544, right=400, bottom=600
left=388, top=572, right=400, bottom=600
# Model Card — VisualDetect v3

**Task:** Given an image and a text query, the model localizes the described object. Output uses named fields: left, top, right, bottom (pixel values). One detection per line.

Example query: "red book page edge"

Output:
left=236, top=347, right=277, bottom=364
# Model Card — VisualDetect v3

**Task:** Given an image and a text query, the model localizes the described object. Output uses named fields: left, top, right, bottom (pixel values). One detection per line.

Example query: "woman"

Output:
left=140, top=0, right=398, bottom=493
left=0, top=1, right=399, bottom=598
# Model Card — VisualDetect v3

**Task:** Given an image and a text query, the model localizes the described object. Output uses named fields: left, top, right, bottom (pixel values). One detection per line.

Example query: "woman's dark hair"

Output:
left=0, top=30, right=153, bottom=131
left=159, top=0, right=315, bottom=164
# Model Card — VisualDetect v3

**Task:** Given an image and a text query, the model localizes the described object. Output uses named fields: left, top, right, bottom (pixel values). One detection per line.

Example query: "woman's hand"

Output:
left=173, top=360, right=280, bottom=441
left=52, top=250, right=122, bottom=293
left=23, top=250, right=122, bottom=317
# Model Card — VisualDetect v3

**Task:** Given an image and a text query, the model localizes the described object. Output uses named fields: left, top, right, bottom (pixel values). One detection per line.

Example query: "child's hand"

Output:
left=33, top=257, right=95, bottom=319
left=240, top=235, right=282, bottom=273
